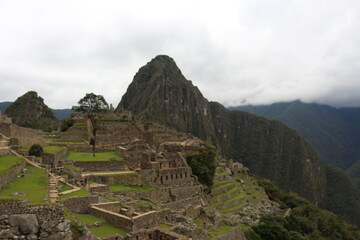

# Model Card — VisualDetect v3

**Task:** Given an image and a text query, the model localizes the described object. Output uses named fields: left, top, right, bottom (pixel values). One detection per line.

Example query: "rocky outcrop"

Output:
left=5, top=91, right=58, bottom=131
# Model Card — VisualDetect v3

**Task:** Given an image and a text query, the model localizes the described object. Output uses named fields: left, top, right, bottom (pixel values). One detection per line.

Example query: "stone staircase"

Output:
left=48, top=172, right=59, bottom=203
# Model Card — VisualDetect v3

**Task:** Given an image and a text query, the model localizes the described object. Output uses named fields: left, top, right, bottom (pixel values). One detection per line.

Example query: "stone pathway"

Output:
left=48, top=173, right=59, bottom=203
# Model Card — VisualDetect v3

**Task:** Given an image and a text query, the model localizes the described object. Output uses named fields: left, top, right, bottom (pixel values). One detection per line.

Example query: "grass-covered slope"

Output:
left=232, top=101, right=360, bottom=170
left=254, top=178, right=360, bottom=240
left=0, top=164, right=48, bottom=202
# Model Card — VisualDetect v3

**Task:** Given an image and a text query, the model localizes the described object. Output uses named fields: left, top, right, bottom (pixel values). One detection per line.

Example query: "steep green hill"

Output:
left=231, top=101, right=360, bottom=170
left=5, top=91, right=59, bottom=131
left=116, top=55, right=360, bottom=225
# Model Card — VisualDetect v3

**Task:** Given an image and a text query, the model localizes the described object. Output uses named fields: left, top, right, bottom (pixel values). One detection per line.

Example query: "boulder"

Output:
left=9, top=214, right=39, bottom=235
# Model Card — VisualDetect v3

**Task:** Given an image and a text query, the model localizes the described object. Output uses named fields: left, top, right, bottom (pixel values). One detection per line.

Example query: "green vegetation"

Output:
left=5, top=91, right=59, bottom=131
left=60, top=118, right=75, bottom=132
left=28, top=144, right=43, bottom=157
left=59, top=189, right=89, bottom=199
left=64, top=164, right=81, bottom=171
left=89, top=223, right=128, bottom=237
left=253, top=178, right=360, bottom=240
left=109, top=184, right=155, bottom=192
left=66, top=151, right=124, bottom=161
left=186, top=145, right=216, bottom=187
left=65, top=211, right=129, bottom=238
left=43, top=145, right=66, bottom=154
left=0, top=154, right=22, bottom=173
left=0, top=164, right=48, bottom=202
left=58, top=182, right=73, bottom=192
left=209, top=225, right=235, bottom=237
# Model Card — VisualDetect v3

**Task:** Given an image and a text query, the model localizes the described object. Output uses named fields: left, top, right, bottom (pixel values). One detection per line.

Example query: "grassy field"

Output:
left=59, top=189, right=89, bottom=199
left=109, top=184, right=155, bottom=192
left=58, top=182, right=74, bottom=192
left=67, top=213, right=129, bottom=237
left=0, top=164, right=48, bottom=202
left=0, top=154, right=22, bottom=173
left=43, top=146, right=66, bottom=154
left=66, top=151, right=124, bottom=161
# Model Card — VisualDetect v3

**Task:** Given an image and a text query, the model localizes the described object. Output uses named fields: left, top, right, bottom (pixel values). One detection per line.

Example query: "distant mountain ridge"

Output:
left=231, top=101, right=360, bottom=170
left=0, top=101, right=72, bottom=120
left=117, top=55, right=360, bottom=225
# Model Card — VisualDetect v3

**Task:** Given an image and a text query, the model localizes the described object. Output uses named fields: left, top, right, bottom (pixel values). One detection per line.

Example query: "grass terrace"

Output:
left=43, top=146, right=66, bottom=154
left=66, top=151, right=125, bottom=161
left=59, top=189, right=90, bottom=199
left=109, top=184, right=155, bottom=192
left=0, top=154, right=22, bottom=173
left=0, top=164, right=48, bottom=202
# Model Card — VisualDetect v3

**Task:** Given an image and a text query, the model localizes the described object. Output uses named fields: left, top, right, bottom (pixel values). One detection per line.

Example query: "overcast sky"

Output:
left=0, top=0, right=359, bottom=109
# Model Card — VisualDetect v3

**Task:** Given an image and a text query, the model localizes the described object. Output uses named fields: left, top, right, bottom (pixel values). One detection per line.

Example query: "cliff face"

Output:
left=117, top=55, right=360, bottom=224
left=5, top=91, right=58, bottom=131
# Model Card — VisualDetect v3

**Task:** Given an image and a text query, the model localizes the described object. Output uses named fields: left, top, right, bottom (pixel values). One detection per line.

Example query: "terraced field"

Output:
left=209, top=167, right=268, bottom=213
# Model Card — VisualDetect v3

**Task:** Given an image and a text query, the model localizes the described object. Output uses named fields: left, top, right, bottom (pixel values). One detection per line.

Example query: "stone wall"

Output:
left=125, top=228, right=188, bottom=240
left=162, top=197, right=203, bottom=211
left=0, top=200, right=71, bottom=239
left=87, top=173, right=141, bottom=185
left=89, top=203, right=172, bottom=232
left=42, top=147, right=67, bottom=167
left=60, top=196, right=107, bottom=214
left=0, top=158, right=26, bottom=190
left=74, top=160, right=128, bottom=172
left=89, top=205, right=133, bottom=231
left=10, top=125, right=47, bottom=148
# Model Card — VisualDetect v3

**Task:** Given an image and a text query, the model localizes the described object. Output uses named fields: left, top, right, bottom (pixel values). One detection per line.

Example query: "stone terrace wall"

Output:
left=132, top=209, right=172, bottom=232
left=0, top=200, right=71, bottom=239
left=89, top=205, right=133, bottom=231
left=10, top=124, right=47, bottom=148
left=125, top=228, right=189, bottom=240
left=60, top=196, right=107, bottom=214
left=42, top=148, right=67, bottom=166
left=88, top=173, right=141, bottom=185
left=74, top=161, right=127, bottom=172
left=163, top=196, right=203, bottom=211
left=0, top=158, right=26, bottom=190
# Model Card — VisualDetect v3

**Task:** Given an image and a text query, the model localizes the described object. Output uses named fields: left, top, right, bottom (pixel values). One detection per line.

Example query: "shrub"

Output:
left=28, top=144, right=43, bottom=157
left=186, top=145, right=216, bottom=187
left=60, top=118, right=75, bottom=132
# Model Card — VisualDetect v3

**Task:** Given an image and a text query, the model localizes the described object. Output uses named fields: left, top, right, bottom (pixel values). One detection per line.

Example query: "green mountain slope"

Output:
left=116, top=55, right=360, bottom=225
left=231, top=101, right=360, bottom=169
left=5, top=91, right=59, bottom=131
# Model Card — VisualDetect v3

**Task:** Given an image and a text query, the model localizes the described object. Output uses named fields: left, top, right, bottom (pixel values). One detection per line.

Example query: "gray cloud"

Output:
left=0, top=0, right=359, bottom=108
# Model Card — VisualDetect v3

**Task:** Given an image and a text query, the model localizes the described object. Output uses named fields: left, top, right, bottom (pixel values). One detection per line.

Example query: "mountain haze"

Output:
left=231, top=101, right=360, bottom=170
left=117, top=55, right=360, bottom=225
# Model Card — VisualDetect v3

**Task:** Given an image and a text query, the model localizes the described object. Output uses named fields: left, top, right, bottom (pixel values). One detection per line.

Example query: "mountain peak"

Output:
left=5, top=91, right=58, bottom=131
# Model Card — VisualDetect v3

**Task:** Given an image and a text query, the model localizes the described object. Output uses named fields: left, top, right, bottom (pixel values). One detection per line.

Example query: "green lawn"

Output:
left=0, top=154, right=22, bottom=173
left=43, top=146, right=66, bottom=154
left=109, top=184, right=155, bottom=192
left=0, top=164, right=48, bottom=202
left=66, top=151, right=125, bottom=161
left=59, top=189, right=90, bottom=199
left=58, top=182, right=73, bottom=192
left=89, top=223, right=129, bottom=237
left=70, top=213, right=129, bottom=237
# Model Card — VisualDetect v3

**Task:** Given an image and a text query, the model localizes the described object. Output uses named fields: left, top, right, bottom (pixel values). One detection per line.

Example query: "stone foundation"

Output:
left=0, top=200, right=71, bottom=240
